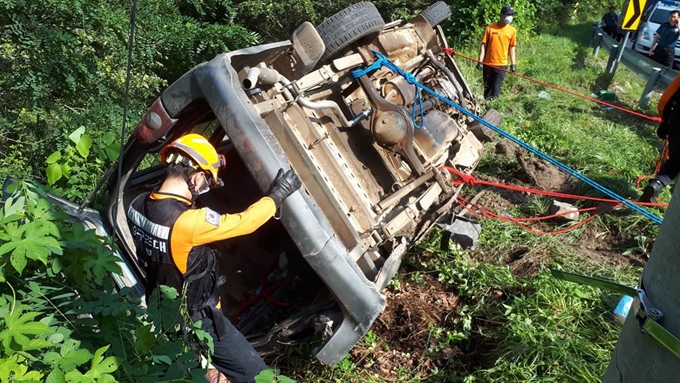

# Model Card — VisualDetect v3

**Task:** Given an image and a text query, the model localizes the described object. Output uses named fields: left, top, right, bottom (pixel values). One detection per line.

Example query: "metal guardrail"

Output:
left=590, top=26, right=679, bottom=107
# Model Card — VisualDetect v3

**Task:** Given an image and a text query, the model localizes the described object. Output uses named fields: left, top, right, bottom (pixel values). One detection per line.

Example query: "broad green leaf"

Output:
left=82, top=252, right=121, bottom=285
left=151, top=354, right=172, bottom=365
left=43, top=339, right=92, bottom=370
left=158, top=285, right=179, bottom=300
left=3, top=195, right=25, bottom=218
left=134, top=324, right=156, bottom=353
left=60, top=163, right=72, bottom=178
left=255, top=369, right=275, bottom=383
left=0, top=241, right=20, bottom=258
left=90, top=345, right=119, bottom=375
left=46, top=368, right=65, bottom=383
left=51, top=257, right=63, bottom=274
left=46, top=151, right=62, bottom=164
left=63, top=369, right=86, bottom=382
left=22, top=337, right=55, bottom=351
left=102, top=132, right=116, bottom=146
left=0, top=355, right=24, bottom=382
left=46, top=163, right=63, bottom=185
left=3, top=180, right=20, bottom=194
left=0, top=309, right=50, bottom=352
left=68, top=127, right=86, bottom=145
left=104, top=142, right=121, bottom=161
left=10, top=248, right=28, bottom=274
left=76, top=133, right=93, bottom=158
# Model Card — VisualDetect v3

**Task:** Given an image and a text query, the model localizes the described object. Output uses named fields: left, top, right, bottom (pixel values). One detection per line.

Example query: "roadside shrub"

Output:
left=0, top=181, right=211, bottom=382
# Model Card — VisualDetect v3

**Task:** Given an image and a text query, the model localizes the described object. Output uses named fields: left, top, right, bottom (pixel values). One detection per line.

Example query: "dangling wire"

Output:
left=112, top=0, right=138, bottom=240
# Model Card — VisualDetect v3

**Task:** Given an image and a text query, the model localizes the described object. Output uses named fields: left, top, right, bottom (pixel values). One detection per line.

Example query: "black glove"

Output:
left=510, top=64, right=516, bottom=72
left=476, top=63, right=483, bottom=70
left=267, top=169, right=302, bottom=207
left=657, top=121, right=670, bottom=139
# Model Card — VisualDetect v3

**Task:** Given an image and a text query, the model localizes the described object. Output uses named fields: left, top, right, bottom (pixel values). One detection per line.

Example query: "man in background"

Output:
left=477, top=4, right=517, bottom=100
left=648, top=10, right=680, bottom=68
left=601, top=6, right=619, bottom=38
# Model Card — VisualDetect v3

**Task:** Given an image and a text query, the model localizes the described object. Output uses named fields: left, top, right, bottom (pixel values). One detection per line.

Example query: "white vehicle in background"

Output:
left=633, top=0, right=680, bottom=68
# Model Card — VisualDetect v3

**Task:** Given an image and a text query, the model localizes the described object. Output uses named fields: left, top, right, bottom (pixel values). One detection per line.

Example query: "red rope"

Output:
left=442, top=166, right=668, bottom=208
left=230, top=279, right=303, bottom=324
left=442, top=47, right=662, bottom=124
left=442, top=165, right=667, bottom=235
left=636, top=139, right=669, bottom=189
left=456, top=194, right=610, bottom=235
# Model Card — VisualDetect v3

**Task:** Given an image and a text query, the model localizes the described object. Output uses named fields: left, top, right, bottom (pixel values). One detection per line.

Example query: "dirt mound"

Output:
left=515, top=151, right=569, bottom=191
left=494, top=140, right=574, bottom=192
left=349, top=275, right=461, bottom=381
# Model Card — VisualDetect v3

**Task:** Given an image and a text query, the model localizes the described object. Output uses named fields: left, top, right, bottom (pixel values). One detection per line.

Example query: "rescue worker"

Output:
left=477, top=4, right=517, bottom=100
left=640, top=74, right=680, bottom=203
left=126, top=133, right=301, bottom=383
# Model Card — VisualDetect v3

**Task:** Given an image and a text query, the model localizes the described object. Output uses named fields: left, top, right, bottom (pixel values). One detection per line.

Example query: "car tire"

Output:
left=417, top=1, right=452, bottom=27
left=316, top=2, right=385, bottom=64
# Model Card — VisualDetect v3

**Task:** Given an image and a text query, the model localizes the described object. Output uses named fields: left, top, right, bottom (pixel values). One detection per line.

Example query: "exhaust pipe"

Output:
left=242, top=67, right=288, bottom=90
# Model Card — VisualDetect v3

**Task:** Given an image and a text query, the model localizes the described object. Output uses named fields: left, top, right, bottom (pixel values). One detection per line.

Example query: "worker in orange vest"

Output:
left=640, top=74, right=680, bottom=202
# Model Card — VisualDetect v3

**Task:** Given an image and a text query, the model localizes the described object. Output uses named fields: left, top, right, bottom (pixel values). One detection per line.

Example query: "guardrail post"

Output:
left=640, top=68, right=662, bottom=108
left=589, top=24, right=598, bottom=47
left=593, top=33, right=603, bottom=57
left=607, top=45, right=620, bottom=73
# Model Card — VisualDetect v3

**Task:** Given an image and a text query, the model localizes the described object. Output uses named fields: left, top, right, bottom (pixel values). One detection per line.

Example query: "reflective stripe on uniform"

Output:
left=128, top=205, right=171, bottom=240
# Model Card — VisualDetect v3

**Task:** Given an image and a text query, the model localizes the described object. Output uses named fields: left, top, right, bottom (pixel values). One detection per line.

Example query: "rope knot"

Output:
left=459, top=173, right=477, bottom=186
left=404, top=73, right=417, bottom=84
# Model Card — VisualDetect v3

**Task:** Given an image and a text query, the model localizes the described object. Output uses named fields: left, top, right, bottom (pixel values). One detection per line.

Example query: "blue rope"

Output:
left=354, top=51, right=663, bottom=225
left=352, top=55, right=424, bottom=129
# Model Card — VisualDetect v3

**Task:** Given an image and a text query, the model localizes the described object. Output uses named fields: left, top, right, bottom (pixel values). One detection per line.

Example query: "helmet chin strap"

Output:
left=179, top=168, right=200, bottom=205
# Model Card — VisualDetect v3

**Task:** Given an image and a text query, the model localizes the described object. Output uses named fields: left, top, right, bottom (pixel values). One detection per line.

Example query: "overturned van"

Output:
left=36, top=1, right=490, bottom=365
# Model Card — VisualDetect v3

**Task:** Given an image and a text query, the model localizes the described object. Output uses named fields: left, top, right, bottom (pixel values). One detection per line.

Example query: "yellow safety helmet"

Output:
left=161, top=133, right=225, bottom=186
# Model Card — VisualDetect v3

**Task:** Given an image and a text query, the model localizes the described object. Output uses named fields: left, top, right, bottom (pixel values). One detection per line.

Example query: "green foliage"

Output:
left=235, top=0, right=432, bottom=43
left=0, top=180, right=213, bottom=382
left=255, top=369, right=296, bottom=383
left=444, top=0, right=537, bottom=48
left=44, top=127, right=120, bottom=203
left=0, top=0, right=259, bottom=184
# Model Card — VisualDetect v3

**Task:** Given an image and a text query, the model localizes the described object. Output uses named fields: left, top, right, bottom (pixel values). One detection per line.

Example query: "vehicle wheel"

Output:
left=316, top=2, right=385, bottom=64
left=418, top=1, right=452, bottom=27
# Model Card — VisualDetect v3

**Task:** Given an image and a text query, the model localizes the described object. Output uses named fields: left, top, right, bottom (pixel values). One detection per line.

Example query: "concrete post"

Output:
left=639, top=68, right=662, bottom=108
left=593, top=33, right=603, bottom=57
left=603, top=186, right=680, bottom=382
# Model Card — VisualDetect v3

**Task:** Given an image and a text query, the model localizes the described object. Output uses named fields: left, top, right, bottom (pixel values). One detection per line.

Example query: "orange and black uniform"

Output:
left=481, top=22, right=517, bottom=100
left=653, top=74, right=680, bottom=188
left=127, top=191, right=275, bottom=383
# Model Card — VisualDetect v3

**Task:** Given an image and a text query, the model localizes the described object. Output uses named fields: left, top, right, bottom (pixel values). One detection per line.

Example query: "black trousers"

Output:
left=483, top=65, right=508, bottom=100
left=603, top=25, right=617, bottom=38
left=200, top=314, right=267, bottom=383
left=652, top=46, right=674, bottom=68
left=657, top=133, right=680, bottom=186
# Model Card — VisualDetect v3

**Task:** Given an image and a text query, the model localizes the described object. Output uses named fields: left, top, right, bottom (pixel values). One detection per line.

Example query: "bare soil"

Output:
left=346, top=139, right=648, bottom=379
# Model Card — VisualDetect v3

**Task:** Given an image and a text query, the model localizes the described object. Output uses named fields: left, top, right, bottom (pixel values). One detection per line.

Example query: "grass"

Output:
left=281, top=19, right=663, bottom=382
